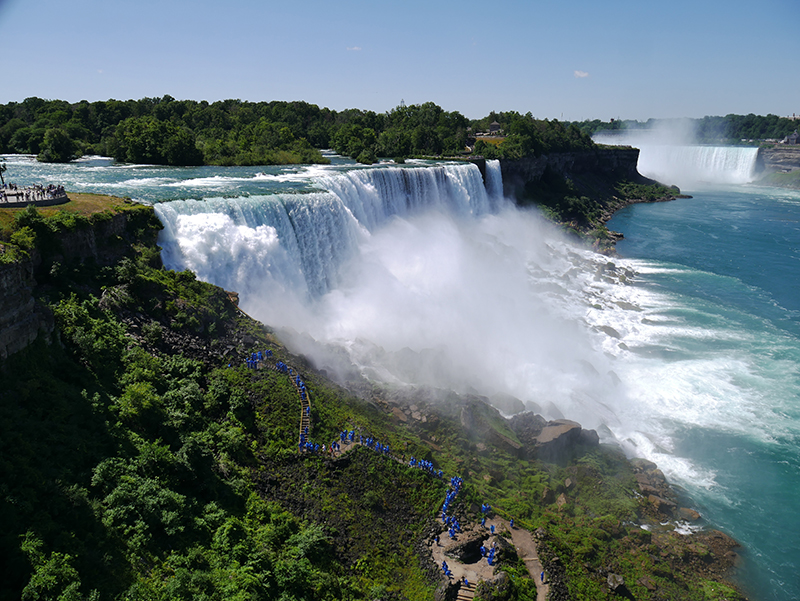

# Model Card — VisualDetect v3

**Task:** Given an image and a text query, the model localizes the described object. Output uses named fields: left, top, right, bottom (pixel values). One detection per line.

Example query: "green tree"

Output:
left=38, top=128, right=80, bottom=163
left=20, top=533, right=98, bottom=601
left=111, top=116, right=202, bottom=166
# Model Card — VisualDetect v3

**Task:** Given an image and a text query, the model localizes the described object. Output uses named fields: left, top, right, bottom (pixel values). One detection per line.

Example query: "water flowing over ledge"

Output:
left=636, top=145, right=759, bottom=187
left=155, top=162, right=503, bottom=299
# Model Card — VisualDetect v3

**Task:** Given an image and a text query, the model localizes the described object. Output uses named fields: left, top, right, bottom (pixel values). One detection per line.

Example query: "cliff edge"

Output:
left=499, top=147, right=685, bottom=251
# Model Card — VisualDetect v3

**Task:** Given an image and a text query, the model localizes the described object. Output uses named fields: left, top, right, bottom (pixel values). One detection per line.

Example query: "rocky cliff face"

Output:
left=499, top=147, right=643, bottom=200
left=757, top=145, right=800, bottom=174
left=0, top=258, right=53, bottom=360
left=0, top=208, right=161, bottom=360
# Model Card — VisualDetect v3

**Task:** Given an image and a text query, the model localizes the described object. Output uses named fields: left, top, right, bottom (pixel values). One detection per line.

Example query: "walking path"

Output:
left=247, top=347, right=549, bottom=597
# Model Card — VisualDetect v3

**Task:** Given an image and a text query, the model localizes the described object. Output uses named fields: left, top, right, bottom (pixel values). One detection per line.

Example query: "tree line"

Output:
left=0, top=96, right=597, bottom=167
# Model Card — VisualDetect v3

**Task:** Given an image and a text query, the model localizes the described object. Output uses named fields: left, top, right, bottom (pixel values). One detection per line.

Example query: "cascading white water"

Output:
left=155, top=160, right=636, bottom=433
left=155, top=162, right=499, bottom=301
left=636, top=145, right=759, bottom=188
left=593, top=131, right=760, bottom=188
left=485, top=159, right=504, bottom=201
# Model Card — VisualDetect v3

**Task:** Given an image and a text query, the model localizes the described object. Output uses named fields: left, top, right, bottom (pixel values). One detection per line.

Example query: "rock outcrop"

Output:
left=509, top=413, right=600, bottom=463
left=757, top=145, right=800, bottom=174
left=500, top=148, right=643, bottom=202
left=443, top=531, right=485, bottom=563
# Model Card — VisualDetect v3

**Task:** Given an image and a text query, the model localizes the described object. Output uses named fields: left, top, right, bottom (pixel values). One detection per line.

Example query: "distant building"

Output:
left=489, top=121, right=502, bottom=134
left=783, top=130, right=799, bottom=145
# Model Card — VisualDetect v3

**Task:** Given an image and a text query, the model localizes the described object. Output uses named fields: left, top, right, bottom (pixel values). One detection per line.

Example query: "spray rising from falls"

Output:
left=157, top=159, right=738, bottom=489
left=155, top=161, right=635, bottom=426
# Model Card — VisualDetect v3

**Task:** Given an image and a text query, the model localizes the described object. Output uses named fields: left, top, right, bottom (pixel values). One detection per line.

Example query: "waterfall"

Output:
left=485, top=159, right=504, bottom=201
left=155, top=162, right=497, bottom=301
left=593, top=132, right=760, bottom=188
left=636, top=145, right=759, bottom=188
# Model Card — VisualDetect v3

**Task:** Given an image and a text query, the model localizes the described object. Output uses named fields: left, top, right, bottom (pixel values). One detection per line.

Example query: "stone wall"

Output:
left=0, top=258, right=53, bottom=360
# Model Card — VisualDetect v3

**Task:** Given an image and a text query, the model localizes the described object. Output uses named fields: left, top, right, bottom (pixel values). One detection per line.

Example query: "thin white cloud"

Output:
left=574, top=70, right=589, bottom=78
left=347, top=46, right=362, bottom=51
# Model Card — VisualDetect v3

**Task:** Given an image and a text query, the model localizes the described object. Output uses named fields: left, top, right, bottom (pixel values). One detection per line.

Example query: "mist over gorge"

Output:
left=155, top=162, right=632, bottom=432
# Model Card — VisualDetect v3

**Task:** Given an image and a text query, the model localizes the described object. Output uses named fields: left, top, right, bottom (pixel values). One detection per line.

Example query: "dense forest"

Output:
left=575, top=114, right=799, bottom=144
left=0, top=97, right=596, bottom=166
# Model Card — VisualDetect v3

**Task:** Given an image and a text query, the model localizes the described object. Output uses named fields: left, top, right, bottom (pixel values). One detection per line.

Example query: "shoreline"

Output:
left=568, top=187, right=753, bottom=599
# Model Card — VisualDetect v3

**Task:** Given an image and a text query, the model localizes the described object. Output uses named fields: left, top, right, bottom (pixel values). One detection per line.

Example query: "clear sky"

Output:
left=1, top=0, right=798, bottom=121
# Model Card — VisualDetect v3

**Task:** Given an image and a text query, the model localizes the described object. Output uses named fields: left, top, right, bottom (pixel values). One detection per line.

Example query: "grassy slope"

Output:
left=0, top=197, right=746, bottom=601
left=756, top=169, right=800, bottom=189
left=0, top=193, right=140, bottom=231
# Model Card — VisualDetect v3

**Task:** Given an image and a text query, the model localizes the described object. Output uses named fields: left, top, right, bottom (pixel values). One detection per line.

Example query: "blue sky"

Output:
left=1, top=0, right=798, bottom=121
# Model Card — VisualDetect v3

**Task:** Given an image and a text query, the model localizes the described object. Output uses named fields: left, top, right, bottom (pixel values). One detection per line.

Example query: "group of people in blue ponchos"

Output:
left=408, top=457, right=444, bottom=478
left=441, top=559, right=453, bottom=579
left=294, top=375, right=311, bottom=402
left=241, top=348, right=273, bottom=369
left=440, top=475, right=465, bottom=541
left=298, top=432, right=321, bottom=453
left=338, top=429, right=392, bottom=457
left=480, top=541, right=499, bottom=566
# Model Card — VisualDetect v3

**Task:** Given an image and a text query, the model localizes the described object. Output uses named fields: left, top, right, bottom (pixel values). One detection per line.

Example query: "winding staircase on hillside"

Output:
left=263, top=350, right=547, bottom=598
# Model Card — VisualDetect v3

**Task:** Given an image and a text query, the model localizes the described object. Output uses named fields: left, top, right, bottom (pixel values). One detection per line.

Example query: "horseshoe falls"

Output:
left=593, top=131, right=760, bottom=188
left=5, top=154, right=800, bottom=600
left=635, top=145, right=759, bottom=187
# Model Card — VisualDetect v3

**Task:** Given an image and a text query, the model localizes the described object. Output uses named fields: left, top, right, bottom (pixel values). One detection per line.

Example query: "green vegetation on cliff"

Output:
left=0, top=199, right=744, bottom=600
left=756, top=169, right=800, bottom=189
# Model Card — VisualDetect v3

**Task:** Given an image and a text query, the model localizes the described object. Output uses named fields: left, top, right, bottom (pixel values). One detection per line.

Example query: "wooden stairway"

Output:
left=292, top=370, right=312, bottom=448
left=455, top=581, right=474, bottom=601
